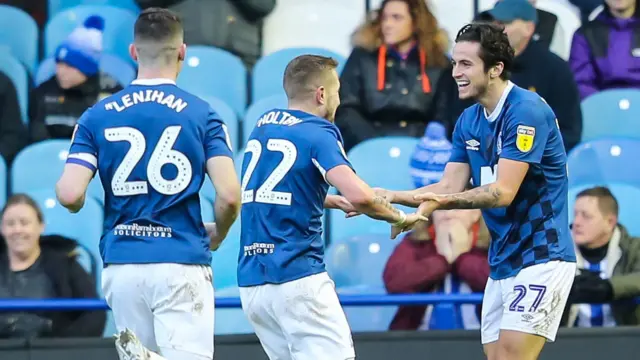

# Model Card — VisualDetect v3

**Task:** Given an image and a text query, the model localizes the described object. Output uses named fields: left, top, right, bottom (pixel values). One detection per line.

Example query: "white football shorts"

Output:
left=102, top=263, right=214, bottom=360
left=481, top=260, right=576, bottom=344
left=239, top=272, right=356, bottom=360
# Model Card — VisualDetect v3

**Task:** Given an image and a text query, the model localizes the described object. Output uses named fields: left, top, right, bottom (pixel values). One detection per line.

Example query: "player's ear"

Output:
left=490, top=62, right=504, bottom=79
left=178, top=43, right=186, bottom=61
left=316, top=86, right=326, bottom=105
left=129, top=44, right=138, bottom=62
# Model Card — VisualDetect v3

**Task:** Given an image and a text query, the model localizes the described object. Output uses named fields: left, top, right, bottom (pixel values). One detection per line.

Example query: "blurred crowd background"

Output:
left=0, top=0, right=638, bottom=341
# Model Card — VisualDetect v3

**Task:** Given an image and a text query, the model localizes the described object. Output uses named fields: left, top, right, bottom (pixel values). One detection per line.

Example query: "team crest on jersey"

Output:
left=516, top=125, right=535, bottom=153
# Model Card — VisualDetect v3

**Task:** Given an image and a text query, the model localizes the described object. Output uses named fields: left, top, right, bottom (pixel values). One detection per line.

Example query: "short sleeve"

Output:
left=500, top=101, right=550, bottom=164
left=67, top=109, right=98, bottom=172
left=205, top=107, right=234, bottom=159
left=311, top=126, right=353, bottom=179
left=449, top=115, right=469, bottom=163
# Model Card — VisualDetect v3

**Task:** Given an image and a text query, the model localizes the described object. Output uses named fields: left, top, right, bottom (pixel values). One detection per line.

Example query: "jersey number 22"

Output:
left=106, top=126, right=192, bottom=196
left=241, top=139, right=297, bottom=206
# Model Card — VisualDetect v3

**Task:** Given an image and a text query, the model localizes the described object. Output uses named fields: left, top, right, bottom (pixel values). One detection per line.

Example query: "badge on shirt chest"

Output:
left=516, top=125, right=535, bottom=153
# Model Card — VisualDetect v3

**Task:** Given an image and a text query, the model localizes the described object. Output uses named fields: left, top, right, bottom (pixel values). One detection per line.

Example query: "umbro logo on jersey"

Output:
left=466, top=139, right=480, bottom=151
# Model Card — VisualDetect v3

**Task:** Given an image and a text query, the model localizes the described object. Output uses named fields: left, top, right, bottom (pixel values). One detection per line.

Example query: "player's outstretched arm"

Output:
left=206, top=156, right=241, bottom=248
left=324, top=194, right=356, bottom=213
left=326, top=165, right=428, bottom=238
left=55, top=163, right=95, bottom=213
left=379, top=162, right=472, bottom=207
left=415, top=158, right=528, bottom=216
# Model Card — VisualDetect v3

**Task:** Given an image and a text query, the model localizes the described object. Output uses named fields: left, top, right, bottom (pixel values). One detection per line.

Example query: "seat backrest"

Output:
left=200, top=95, right=239, bottom=151
left=177, top=46, right=247, bottom=117
left=11, top=140, right=104, bottom=203
left=262, top=0, right=365, bottom=58
left=581, top=89, right=640, bottom=141
left=210, top=219, right=241, bottom=290
left=0, top=5, right=39, bottom=74
left=567, top=137, right=640, bottom=188
left=252, top=47, right=345, bottom=102
left=36, top=54, right=136, bottom=87
left=48, top=0, right=140, bottom=19
left=0, top=155, right=5, bottom=209
left=45, top=5, right=137, bottom=65
left=0, top=52, right=28, bottom=124
left=242, top=94, right=288, bottom=146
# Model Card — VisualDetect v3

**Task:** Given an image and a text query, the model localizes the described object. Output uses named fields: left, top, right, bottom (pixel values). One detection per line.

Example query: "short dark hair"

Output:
left=134, top=8, right=183, bottom=65
left=455, top=23, right=514, bottom=80
left=283, top=55, right=339, bottom=101
left=576, top=186, right=619, bottom=216
left=1, top=194, right=44, bottom=223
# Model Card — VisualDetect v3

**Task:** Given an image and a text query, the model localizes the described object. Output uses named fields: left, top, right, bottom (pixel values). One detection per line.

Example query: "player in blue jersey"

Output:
left=374, top=23, right=577, bottom=359
left=237, top=55, right=427, bottom=360
left=54, top=8, right=241, bottom=360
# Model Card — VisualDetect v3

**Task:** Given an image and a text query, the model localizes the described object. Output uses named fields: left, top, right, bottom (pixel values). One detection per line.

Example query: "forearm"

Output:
left=436, top=183, right=509, bottom=210
left=389, top=181, right=450, bottom=207
left=213, top=196, right=240, bottom=237
left=324, top=194, right=344, bottom=209
left=353, top=195, right=406, bottom=224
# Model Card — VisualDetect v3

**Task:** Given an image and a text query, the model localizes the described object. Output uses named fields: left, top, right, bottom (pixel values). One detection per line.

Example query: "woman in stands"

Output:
left=0, top=194, right=105, bottom=339
left=335, top=0, right=450, bottom=151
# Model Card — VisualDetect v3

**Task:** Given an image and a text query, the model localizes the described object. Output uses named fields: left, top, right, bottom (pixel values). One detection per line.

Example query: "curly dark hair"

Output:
left=455, top=23, right=514, bottom=80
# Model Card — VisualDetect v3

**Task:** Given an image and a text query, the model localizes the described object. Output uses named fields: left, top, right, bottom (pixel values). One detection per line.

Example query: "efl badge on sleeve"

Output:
left=516, top=125, right=535, bottom=153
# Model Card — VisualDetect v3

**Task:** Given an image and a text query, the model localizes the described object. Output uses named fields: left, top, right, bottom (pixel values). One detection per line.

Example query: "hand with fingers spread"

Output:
left=390, top=211, right=430, bottom=240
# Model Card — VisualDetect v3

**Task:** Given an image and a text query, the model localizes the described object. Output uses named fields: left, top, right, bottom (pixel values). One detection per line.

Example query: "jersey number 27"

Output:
left=241, top=139, right=297, bottom=206
left=106, top=126, right=192, bottom=196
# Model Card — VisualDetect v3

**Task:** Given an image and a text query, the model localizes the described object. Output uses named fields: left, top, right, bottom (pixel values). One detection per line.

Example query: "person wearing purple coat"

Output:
left=569, top=0, right=640, bottom=100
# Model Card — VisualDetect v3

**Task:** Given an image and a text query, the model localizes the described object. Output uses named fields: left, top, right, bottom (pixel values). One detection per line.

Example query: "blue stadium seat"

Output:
left=35, top=54, right=136, bottom=87
left=214, top=287, right=255, bottom=335
left=11, top=140, right=104, bottom=204
left=48, top=0, right=140, bottom=19
left=200, top=198, right=214, bottom=223
left=337, top=284, right=397, bottom=332
left=568, top=183, right=640, bottom=237
left=326, top=233, right=400, bottom=288
left=242, top=93, right=288, bottom=145
left=252, top=47, right=345, bottom=102
left=29, top=188, right=104, bottom=281
left=0, top=5, right=39, bottom=74
left=581, top=89, right=640, bottom=141
left=0, top=155, right=5, bottom=208
left=0, top=52, right=28, bottom=124
left=199, top=177, right=215, bottom=209
left=211, top=218, right=241, bottom=290
left=177, top=46, right=247, bottom=117
left=201, top=95, right=239, bottom=152
left=567, top=137, right=640, bottom=188
left=45, top=5, right=137, bottom=65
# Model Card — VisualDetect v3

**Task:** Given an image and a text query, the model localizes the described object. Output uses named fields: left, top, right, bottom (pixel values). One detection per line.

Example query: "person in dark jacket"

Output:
left=29, top=15, right=122, bottom=142
left=335, top=0, right=450, bottom=151
left=433, top=0, right=583, bottom=151
left=134, top=0, right=275, bottom=67
left=0, top=194, right=106, bottom=339
left=0, top=71, right=28, bottom=166
left=569, top=0, right=640, bottom=100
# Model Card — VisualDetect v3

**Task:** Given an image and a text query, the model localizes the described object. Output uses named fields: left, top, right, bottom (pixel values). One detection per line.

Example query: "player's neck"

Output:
left=136, top=68, right=178, bottom=83
left=288, top=102, right=325, bottom=120
left=479, top=80, right=508, bottom=115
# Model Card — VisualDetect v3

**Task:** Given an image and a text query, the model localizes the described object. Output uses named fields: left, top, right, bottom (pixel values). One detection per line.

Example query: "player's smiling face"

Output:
left=451, top=41, right=489, bottom=100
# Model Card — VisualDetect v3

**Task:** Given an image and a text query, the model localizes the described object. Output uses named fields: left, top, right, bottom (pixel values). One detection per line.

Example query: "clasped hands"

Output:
left=334, top=189, right=443, bottom=239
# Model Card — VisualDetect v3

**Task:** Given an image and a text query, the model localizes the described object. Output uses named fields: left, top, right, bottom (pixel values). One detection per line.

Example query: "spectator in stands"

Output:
left=29, top=15, right=122, bottom=142
left=433, top=0, right=583, bottom=151
left=0, top=194, right=106, bottom=339
left=335, top=0, right=449, bottom=151
left=134, top=0, right=275, bottom=67
left=569, top=0, right=640, bottom=100
left=562, top=187, right=640, bottom=327
left=0, top=72, right=28, bottom=166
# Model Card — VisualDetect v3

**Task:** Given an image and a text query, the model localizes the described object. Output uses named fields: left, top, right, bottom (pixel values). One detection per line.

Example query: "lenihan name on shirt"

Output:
left=104, top=90, right=188, bottom=113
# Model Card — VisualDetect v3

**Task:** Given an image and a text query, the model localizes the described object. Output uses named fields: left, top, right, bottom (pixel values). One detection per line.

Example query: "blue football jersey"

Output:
left=237, top=109, right=352, bottom=287
left=449, top=82, right=576, bottom=280
left=67, top=78, right=233, bottom=266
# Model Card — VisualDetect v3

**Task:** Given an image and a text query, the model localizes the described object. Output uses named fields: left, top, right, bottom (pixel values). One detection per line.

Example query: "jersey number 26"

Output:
left=106, top=126, right=192, bottom=196
left=241, top=139, right=297, bottom=206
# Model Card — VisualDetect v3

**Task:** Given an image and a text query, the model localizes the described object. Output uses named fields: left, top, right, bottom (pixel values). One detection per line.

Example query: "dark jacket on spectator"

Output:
left=562, top=224, right=640, bottom=327
left=569, top=2, right=640, bottom=100
left=0, top=71, right=28, bottom=166
left=382, top=225, right=490, bottom=330
left=29, top=73, right=122, bottom=142
left=135, top=0, right=276, bottom=67
left=0, top=235, right=106, bottom=338
left=433, top=40, right=583, bottom=151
